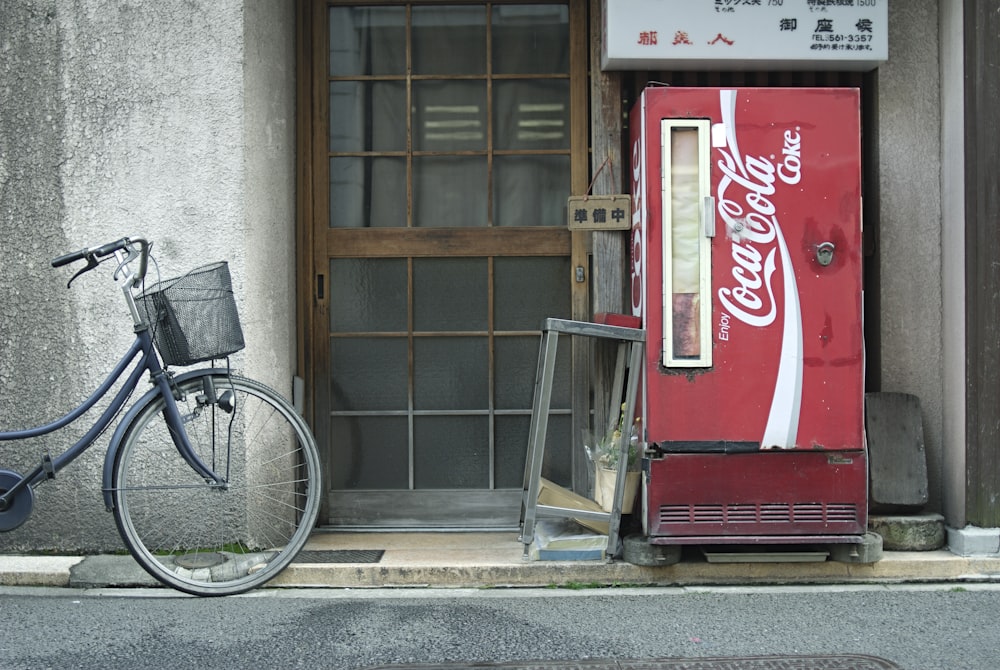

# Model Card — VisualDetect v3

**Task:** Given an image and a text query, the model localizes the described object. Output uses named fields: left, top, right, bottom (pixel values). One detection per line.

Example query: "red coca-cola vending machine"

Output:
left=630, top=86, right=867, bottom=549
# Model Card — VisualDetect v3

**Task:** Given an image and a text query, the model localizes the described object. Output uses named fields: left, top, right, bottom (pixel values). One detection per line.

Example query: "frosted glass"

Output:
left=414, top=258, right=487, bottom=331
left=330, top=337, right=408, bottom=411
left=494, top=257, right=570, bottom=330
left=329, top=258, right=407, bottom=332
left=329, top=416, right=409, bottom=489
left=495, top=336, right=570, bottom=409
left=495, top=415, right=571, bottom=489
left=414, top=416, right=490, bottom=488
left=414, top=337, right=488, bottom=410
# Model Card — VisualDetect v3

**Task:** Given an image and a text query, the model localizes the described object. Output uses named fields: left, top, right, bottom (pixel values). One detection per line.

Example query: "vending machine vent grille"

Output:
left=658, top=502, right=859, bottom=526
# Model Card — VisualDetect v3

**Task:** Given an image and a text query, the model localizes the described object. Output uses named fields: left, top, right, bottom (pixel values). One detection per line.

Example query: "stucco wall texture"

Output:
left=0, top=0, right=296, bottom=551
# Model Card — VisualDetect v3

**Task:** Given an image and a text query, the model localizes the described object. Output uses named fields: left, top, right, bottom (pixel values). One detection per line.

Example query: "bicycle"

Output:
left=0, top=237, right=321, bottom=596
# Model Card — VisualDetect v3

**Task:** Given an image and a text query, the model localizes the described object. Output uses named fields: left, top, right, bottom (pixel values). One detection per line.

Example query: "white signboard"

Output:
left=602, top=0, right=888, bottom=71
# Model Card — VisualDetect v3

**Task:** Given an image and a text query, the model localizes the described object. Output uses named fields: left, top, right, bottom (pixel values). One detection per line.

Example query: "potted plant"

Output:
left=585, top=404, right=642, bottom=513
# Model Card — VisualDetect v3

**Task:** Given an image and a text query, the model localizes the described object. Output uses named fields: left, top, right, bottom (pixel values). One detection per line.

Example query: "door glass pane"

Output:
left=413, top=156, right=487, bottom=228
left=413, top=81, right=487, bottom=151
left=494, top=335, right=570, bottom=409
left=493, top=156, right=569, bottom=227
left=492, top=5, right=569, bottom=74
left=414, top=337, right=488, bottom=410
left=329, top=6, right=406, bottom=76
left=330, top=416, right=409, bottom=489
left=329, top=81, right=406, bottom=153
left=494, top=80, right=569, bottom=151
left=330, top=338, right=408, bottom=411
left=330, top=258, right=407, bottom=332
left=495, top=415, right=571, bottom=488
left=412, top=6, right=486, bottom=75
left=494, top=257, right=571, bottom=329
left=414, top=258, right=487, bottom=331
left=330, top=157, right=406, bottom=228
left=414, top=416, right=489, bottom=488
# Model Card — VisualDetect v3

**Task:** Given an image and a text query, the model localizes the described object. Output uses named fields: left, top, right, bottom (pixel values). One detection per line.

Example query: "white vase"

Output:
left=593, top=465, right=640, bottom=514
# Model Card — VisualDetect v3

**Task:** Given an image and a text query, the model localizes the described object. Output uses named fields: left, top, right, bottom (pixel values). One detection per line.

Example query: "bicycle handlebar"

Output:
left=52, top=237, right=150, bottom=287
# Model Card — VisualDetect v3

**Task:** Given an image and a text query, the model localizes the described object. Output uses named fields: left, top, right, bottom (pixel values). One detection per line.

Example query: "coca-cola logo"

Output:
left=716, top=125, right=802, bottom=329
left=630, top=136, right=644, bottom=318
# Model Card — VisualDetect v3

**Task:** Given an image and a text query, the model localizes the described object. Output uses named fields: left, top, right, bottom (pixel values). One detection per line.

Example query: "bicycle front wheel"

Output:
left=111, top=372, right=321, bottom=596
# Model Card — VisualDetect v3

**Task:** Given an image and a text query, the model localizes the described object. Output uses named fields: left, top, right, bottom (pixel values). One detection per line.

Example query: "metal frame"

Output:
left=519, top=317, right=644, bottom=560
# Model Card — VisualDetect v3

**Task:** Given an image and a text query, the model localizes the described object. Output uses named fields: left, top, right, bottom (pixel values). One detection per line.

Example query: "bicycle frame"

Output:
left=0, top=247, right=226, bottom=518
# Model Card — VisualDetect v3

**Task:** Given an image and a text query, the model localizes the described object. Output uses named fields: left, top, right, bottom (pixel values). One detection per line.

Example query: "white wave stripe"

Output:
left=761, top=226, right=803, bottom=449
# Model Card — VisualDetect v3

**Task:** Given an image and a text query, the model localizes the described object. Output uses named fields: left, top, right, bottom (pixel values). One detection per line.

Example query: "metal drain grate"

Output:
left=293, top=549, right=384, bottom=564
left=362, top=655, right=901, bottom=669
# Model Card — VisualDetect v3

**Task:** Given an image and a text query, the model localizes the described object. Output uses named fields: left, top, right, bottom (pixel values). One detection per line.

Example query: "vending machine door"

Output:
left=629, top=87, right=866, bottom=541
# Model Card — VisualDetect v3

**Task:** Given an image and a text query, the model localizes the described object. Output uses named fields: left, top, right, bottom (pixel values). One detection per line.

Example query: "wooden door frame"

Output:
left=295, top=0, right=593, bottom=526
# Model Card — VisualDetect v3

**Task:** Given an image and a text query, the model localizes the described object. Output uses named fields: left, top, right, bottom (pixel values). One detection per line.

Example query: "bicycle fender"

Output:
left=101, top=368, right=225, bottom=511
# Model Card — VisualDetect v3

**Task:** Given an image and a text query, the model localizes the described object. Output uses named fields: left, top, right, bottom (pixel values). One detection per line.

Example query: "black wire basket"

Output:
left=140, top=262, right=245, bottom=367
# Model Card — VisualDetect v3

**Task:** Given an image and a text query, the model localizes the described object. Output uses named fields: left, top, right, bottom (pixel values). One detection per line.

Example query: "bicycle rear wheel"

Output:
left=111, top=372, right=321, bottom=596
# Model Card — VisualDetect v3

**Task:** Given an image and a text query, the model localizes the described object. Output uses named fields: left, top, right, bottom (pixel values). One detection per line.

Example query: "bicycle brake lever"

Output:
left=113, top=247, right=141, bottom=283
left=67, top=255, right=99, bottom=288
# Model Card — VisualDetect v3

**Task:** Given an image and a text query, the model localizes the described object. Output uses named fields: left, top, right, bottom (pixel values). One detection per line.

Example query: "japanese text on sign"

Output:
left=603, top=0, right=887, bottom=71
left=567, top=195, right=631, bottom=231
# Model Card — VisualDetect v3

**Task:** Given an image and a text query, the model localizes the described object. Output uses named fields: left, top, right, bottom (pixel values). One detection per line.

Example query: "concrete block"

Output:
left=869, top=513, right=945, bottom=551
left=864, top=392, right=929, bottom=512
left=947, top=525, right=1000, bottom=556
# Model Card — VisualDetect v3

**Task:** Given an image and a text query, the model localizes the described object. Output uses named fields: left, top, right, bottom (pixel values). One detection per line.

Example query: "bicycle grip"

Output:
left=51, top=238, right=130, bottom=268
left=51, top=248, right=88, bottom=268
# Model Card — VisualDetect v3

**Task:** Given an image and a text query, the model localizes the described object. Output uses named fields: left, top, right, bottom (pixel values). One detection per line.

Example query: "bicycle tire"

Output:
left=111, top=372, right=321, bottom=596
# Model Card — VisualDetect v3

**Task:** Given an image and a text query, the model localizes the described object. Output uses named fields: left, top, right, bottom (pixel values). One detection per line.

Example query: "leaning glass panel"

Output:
left=494, top=334, right=570, bottom=410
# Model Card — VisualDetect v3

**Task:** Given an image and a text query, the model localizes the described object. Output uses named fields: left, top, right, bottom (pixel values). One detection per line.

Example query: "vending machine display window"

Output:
left=661, top=120, right=712, bottom=368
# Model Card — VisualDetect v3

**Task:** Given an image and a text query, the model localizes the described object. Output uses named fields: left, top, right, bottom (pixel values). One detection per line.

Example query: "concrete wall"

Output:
left=938, top=0, right=966, bottom=530
left=0, top=0, right=296, bottom=552
left=876, top=0, right=946, bottom=514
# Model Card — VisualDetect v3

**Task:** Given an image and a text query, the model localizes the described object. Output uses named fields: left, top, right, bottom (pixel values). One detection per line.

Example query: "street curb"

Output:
left=0, top=555, right=84, bottom=587
left=272, top=550, right=1000, bottom=589
left=3, top=550, right=1000, bottom=591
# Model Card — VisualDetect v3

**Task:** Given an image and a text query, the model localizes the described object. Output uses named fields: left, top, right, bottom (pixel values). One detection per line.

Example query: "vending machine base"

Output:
left=643, top=450, right=868, bottom=546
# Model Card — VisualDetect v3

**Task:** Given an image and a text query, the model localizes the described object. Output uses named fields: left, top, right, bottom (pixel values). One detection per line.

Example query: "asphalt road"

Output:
left=0, top=584, right=997, bottom=670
